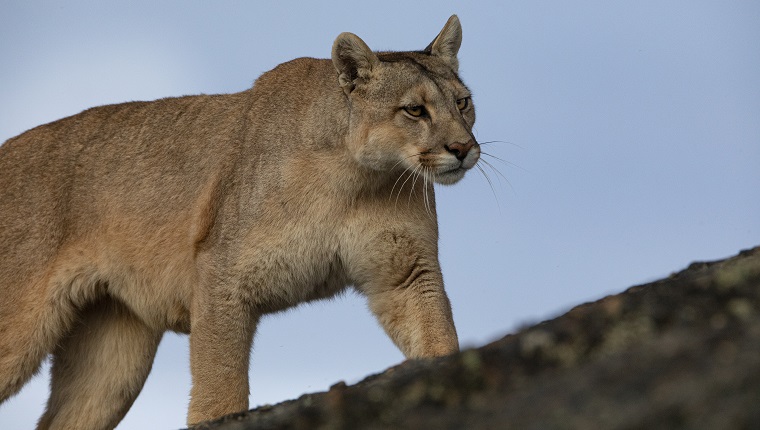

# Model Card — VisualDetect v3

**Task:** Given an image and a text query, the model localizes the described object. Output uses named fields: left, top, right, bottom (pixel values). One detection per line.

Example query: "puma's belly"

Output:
left=46, top=228, right=196, bottom=333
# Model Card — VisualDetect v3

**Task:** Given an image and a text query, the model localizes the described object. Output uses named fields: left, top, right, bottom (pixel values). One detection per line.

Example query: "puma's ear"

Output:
left=424, top=14, right=462, bottom=71
left=332, top=32, right=379, bottom=95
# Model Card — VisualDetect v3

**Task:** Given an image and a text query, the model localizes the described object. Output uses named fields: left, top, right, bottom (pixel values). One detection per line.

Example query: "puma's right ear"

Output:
left=332, top=32, right=379, bottom=95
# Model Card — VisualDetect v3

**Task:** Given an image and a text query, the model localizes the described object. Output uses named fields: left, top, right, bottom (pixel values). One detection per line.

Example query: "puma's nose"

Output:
left=445, top=139, right=476, bottom=161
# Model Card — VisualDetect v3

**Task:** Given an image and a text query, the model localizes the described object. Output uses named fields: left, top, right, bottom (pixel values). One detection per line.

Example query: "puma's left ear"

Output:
left=424, top=14, right=462, bottom=71
left=332, top=32, right=379, bottom=95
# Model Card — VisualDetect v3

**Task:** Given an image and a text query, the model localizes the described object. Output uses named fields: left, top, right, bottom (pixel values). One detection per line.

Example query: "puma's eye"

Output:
left=456, top=97, right=470, bottom=111
left=403, top=105, right=426, bottom=118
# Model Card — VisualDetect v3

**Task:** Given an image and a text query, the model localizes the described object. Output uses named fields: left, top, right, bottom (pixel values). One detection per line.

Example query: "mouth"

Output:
left=441, top=150, right=479, bottom=173
left=411, top=148, right=479, bottom=185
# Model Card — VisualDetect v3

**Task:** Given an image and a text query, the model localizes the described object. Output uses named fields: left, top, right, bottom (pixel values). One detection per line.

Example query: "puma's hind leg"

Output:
left=0, top=275, right=77, bottom=403
left=36, top=298, right=162, bottom=430
left=0, top=309, right=51, bottom=403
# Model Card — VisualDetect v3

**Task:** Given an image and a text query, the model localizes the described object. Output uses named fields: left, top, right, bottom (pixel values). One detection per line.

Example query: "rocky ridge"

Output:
left=193, top=246, right=760, bottom=430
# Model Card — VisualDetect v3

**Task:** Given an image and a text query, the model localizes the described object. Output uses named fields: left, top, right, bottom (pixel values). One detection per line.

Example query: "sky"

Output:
left=1, top=1, right=758, bottom=429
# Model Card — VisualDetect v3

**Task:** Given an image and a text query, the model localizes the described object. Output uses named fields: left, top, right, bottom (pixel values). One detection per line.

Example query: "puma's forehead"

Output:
left=378, top=51, right=455, bottom=76
left=365, top=51, right=471, bottom=101
left=378, top=51, right=464, bottom=84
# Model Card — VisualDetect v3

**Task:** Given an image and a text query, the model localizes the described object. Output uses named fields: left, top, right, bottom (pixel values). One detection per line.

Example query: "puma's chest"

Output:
left=235, top=218, right=348, bottom=313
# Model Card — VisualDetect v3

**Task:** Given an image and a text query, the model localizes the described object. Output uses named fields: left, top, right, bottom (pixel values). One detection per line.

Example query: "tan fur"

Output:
left=0, top=15, right=479, bottom=428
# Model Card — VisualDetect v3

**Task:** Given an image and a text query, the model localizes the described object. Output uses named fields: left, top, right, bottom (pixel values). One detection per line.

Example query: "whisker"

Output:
left=481, top=151, right=526, bottom=172
left=390, top=153, right=428, bottom=208
left=424, top=169, right=432, bottom=217
left=421, top=170, right=429, bottom=215
left=476, top=164, right=501, bottom=212
left=397, top=163, right=422, bottom=206
left=479, top=158, right=514, bottom=194
left=407, top=164, right=423, bottom=205
left=424, top=168, right=436, bottom=219
left=479, top=140, right=524, bottom=150
left=390, top=163, right=417, bottom=206
left=389, top=153, right=421, bottom=171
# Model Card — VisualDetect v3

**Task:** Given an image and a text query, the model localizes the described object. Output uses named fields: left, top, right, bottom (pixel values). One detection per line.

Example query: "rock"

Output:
left=191, top=246, right=760, bottom=429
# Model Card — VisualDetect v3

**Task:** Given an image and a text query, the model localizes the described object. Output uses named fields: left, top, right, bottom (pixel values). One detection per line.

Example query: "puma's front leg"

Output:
left=365, top=275, right=459, bottom=358
left=354, top=231, right=459, bottom=358
left=187, top=289, right=257, bottom=426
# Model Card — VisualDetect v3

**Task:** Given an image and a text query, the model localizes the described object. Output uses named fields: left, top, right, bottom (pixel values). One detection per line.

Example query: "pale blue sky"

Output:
left=1, top=2, right=758, bottom=429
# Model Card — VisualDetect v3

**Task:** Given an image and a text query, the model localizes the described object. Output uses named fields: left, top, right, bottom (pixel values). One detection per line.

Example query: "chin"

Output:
left=433, top=168, right=467, bottom=185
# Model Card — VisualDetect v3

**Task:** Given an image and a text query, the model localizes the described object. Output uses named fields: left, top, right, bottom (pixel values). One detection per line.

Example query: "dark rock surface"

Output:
left=192, top=246, right=760, bottom=430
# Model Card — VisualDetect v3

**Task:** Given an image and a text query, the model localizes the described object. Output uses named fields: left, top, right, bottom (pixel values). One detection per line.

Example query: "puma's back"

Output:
left=0, top=15, right=480, bottom=429
left=0, top=95, right=240, bottom=280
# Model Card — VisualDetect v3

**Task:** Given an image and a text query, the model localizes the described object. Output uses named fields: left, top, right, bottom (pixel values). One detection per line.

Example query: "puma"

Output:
left=0, top=15, right=479, bottom=428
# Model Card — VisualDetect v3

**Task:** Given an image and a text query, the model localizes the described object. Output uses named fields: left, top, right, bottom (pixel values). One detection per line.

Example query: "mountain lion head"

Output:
left=332, top=15, right=479, bottom=186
